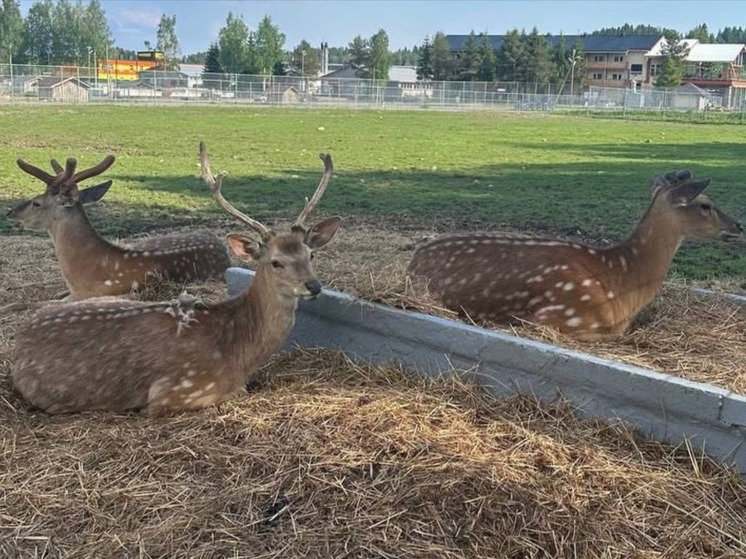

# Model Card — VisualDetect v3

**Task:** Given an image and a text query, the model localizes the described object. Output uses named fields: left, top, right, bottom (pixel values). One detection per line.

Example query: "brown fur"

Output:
left=408, top=171, right=742, bottom=340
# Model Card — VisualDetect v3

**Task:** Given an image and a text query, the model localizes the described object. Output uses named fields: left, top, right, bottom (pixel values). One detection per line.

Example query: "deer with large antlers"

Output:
left=6, top=154, right=230, bottom=302
left=408, top=170, right=742, bottom=340
left=12, top=142, right=341, bottom=415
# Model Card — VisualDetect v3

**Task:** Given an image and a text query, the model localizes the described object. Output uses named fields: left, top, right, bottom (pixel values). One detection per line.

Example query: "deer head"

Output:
left=649, top=169, right=742, bottom=241
left=8, top=156, right=115, bottom=231
left=199, top=141, right=341, bottom=300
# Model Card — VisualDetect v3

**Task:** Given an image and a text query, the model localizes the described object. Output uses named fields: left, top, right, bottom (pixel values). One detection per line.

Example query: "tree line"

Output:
left=2, top=0, right=745, bottom=86
left=415, top=29, right=586, bottom=89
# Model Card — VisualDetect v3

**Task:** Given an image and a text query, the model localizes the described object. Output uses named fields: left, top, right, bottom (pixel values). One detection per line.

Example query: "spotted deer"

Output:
left=6, top=154, right=230, bottom=302
left=408, top=170, right=742, bottom=340
left=12, top=142, right=341, bottom=416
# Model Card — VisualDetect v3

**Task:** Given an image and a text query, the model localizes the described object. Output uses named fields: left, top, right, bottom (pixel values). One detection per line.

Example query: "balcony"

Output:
left=585, top=60, right=628, bottom=71
left=683, top=63, right=745, bottom=82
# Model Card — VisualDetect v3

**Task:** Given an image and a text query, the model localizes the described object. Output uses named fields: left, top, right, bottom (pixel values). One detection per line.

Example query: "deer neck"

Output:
left=48, top=206, right=119, bottom=288
left=603, top=203, right=683, bottom=313
left=224, top=265, right=299, bottom=380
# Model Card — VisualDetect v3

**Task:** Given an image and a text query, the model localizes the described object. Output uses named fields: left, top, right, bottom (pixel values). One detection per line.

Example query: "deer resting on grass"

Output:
left=6, top=155, right=230, bottom=302
left=11, top=142, right=341, bottom=415
left=408, top=170, right=742, bottom=340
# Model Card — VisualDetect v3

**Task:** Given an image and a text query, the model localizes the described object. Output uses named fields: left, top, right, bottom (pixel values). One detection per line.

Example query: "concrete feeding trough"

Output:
left=226, top=268, right=746, bottom=474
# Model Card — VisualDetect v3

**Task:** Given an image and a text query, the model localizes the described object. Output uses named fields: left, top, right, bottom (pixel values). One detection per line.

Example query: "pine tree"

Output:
left=348, top=35, right=368, bottom=67
left=686, top=23, right=712, bottom=43
left=654, top=31, right=689, bottom=87
left=431, top=31, right=452, bottom=81
left=416, top=35, right=434, bottom=80
left=458, top=31, right=480, bottom=80
left=499, top=29, right=524, bottom=81
left=476, top=37, right=496, bottom=82
left=202, top=42, right=223, bottom=89
left=524, top=28, right=553, bottom=84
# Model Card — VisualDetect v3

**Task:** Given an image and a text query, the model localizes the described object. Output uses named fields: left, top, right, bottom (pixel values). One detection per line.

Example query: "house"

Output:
left=113, top=80, right=161, bottom=98
left=319, top=65, right=431, bottom=100
left=647, top=39, right=746, bottom=109
left=266, top=84, right=301, bottom=104
left=672, top=82, right=716, bottom=110
left=33, top=76, right=91, bottom=102
left=138, top=70, right=188, bottom=89
left=446, top=34, right=664, bottom=88
left=178, top=64, right=205, bottom=88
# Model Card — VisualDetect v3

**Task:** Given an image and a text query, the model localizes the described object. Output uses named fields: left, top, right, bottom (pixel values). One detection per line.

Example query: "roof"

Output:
left=388, top=66, right=418, bottom=83
left=676, top=82, right=712, bottom=96
left=35, top=76, right=91, bottom=89
left=446, top=34, right=663, bottom=53
left=178, top=63, right=204, bottom=77
left=320, top=66, right=363, bottom=79
left=687, top=43, right=745, bottom=63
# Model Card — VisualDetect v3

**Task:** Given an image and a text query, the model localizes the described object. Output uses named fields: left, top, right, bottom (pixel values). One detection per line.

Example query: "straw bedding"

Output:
left=0, top=220, right=745, bottom=558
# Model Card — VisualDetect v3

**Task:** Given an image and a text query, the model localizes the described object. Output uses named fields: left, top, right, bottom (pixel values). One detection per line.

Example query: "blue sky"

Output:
left=19, top=0, right=746, bottom=54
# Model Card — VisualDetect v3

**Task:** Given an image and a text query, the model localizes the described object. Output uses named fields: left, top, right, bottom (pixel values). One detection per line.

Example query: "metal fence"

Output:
left=0, top=63, right=744, bottom=116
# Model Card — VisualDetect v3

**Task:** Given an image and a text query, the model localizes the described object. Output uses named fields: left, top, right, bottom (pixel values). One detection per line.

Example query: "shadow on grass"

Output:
left=2, top=156, right=744, bottom=282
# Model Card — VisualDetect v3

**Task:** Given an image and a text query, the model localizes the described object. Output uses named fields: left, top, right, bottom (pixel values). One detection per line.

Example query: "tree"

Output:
left=686, top=23, right=712, bottom=43
left=523, top=28, right=553, bottom=83
left=431, top=31, right=452, bottom=81
left=0, top=0, right=24, bottom=63
left=20, top=0, right=54, bottom=64
left=80, top=0, right=112, bottom=66
left=475, top=36, right=496, bottom=82
left=156, top=14, right=180, bottom=69
left=458, top=31, right=480, bottom=80
left=348, top=35, right=368, bottom=67
left=254, top=14, right=285, bottom=75
left=416, top=35, right=434, bottom=80
left=367, top=29, right=390, bottom=80
left=202, top=42, right=223, bottom=88
left=218, top=12, right=249, bottom=73
left=499, top=29, right=525, bottom=81
left=292, top=39, right=320, bottom=76
left=654, top=30, right=689, bottom=87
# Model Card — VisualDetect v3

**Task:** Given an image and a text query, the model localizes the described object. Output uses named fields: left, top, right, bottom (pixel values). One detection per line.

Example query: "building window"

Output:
left=611, top=73, right=624, bottom=80
left=650, top=64, right=658, bottom=77
left=613, top=55, right=624, bottom=62
left=630, top=64, right=643, bottom=74
left=590, top=73, right=603, bottom=80
left=593, top=55, right=605, bottom=62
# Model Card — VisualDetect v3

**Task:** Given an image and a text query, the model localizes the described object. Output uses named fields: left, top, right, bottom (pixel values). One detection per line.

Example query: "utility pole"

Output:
left=569, top=48, right=577, bottom=97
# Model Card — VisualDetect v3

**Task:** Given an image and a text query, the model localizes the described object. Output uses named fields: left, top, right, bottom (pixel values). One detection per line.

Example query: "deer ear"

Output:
left=671, top=179, right=711, bottom=206
left=305, top=216, right=341, bottom=249
left=226, top=233, right=262, bottom=261
left=650, top=175, right=669, bottom=199
left=77, top=180, right=112, bottom=205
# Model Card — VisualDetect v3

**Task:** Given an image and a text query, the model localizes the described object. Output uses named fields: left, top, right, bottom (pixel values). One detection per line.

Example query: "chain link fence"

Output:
left=0, top=63, right=744, bottom=118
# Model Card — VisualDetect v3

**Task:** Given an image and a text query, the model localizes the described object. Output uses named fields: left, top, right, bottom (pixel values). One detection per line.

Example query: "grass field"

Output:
left=0, top=104, right=744, bottom=283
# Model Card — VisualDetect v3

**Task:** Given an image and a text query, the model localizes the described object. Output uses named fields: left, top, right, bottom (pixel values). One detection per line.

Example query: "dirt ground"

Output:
left=1, top=218, right=745, bottom=558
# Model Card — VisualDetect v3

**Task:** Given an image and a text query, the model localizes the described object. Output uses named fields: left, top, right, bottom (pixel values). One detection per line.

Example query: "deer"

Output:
left=5, top=154, right=231, bottom=305
left=11, top=141, right=341, bottom=416
left=408, top=170, right=742, bottom=341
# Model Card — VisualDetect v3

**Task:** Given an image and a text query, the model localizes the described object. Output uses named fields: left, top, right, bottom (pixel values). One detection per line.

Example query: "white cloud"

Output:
left=115, top=9, right=162, bottom=29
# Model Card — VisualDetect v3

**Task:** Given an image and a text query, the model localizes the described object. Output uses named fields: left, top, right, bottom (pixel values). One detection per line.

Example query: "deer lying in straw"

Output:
left=11, top=142, right=341, bottom=415
left=6, top=155, right=230, bottom=302
left=408, top=170, right=742, bottom=340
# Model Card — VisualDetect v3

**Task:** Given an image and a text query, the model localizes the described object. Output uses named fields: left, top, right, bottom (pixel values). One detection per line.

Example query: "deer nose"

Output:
left=305, top=280, right=322, bottom=296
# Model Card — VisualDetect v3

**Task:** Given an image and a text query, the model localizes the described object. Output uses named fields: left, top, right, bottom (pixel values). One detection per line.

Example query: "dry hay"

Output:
left=0, top=348, right=744, bottom=558
left=1, top=225, right=746, bottom=557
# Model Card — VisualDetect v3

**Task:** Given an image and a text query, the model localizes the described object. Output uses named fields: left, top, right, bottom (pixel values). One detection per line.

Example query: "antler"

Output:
left=69, top=155, right=116, bottom=184
left=294, top=153, right=334, bottom=229
left=50, top=159, right=64, bottom=174
left=198, top=141, right=270, bottom=238
left=17, top=158, right=56, bottom=184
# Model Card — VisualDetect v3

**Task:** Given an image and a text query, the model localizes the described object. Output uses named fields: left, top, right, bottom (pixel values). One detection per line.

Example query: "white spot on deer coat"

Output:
left=566, top=317, right=583, bottom=327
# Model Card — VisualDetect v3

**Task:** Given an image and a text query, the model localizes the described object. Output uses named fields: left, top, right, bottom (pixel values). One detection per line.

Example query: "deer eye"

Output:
left=32, top=201, right=41, bottom=208
left=271, top=260, right=284, bottom=269
left=700, top=203, right=712, bottom=211
left=310, top=252, right=315, bottom=260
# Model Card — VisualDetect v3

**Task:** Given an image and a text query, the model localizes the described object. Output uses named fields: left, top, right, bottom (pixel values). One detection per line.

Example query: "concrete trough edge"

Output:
left=227, top=267, right=746, bottom=473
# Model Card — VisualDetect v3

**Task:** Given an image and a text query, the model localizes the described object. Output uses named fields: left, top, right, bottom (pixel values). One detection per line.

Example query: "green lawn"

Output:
left=0, top=105, right=744, bottom=283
